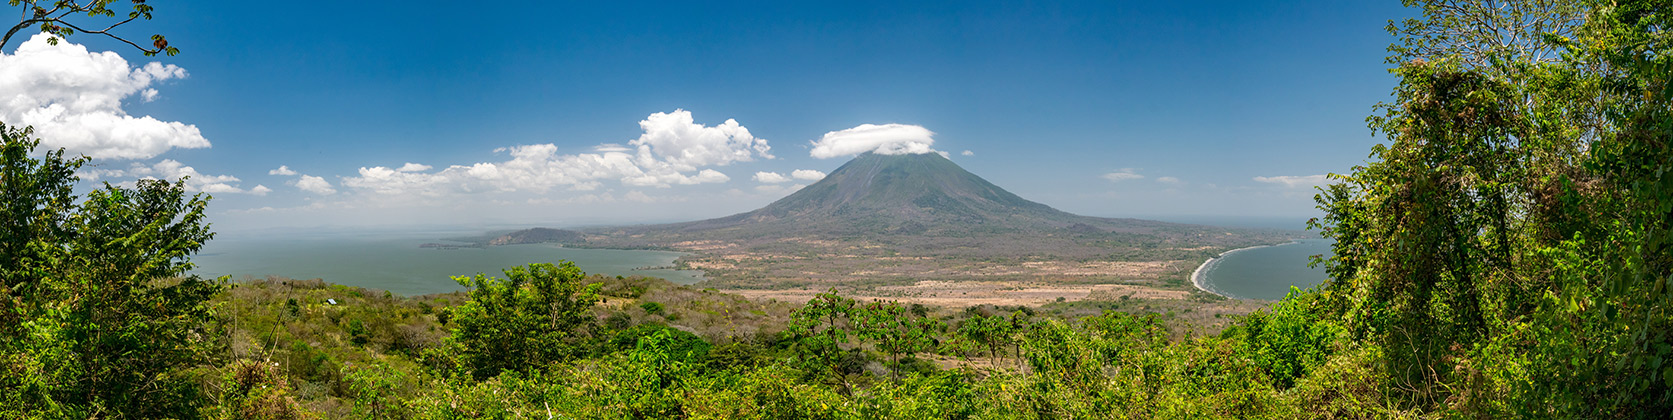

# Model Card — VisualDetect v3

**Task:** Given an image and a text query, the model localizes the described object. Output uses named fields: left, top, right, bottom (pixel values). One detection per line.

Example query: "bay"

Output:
left=1194, top=239, right=1333, bottom=300
left=189, top=233, right=703, bottom=296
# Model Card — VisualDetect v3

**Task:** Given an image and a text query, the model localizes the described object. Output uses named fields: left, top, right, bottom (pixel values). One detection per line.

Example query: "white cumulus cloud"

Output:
left=342, top=164, right=460, bottom=196
left=342, top=110, right=758, bottom=196
left=94, top=159, right=263, bottom=194
left=0, top=33, right=209, bottom=159
left=631, top=109, right=772, bottom=170
left=791, top=169, right=826, bottom=181
left=753, top=171, right=790, bottom=183
left=689, top=169, right=730, bottom=184
left=1102, top=169, right=1145, bottom=182
left=808, top=123, right=936, bottom=159
left=1253, top=174, right=1329, bottom=189
left=269, top=165, right=297, bottom=176
left=961, top=150, right=974, bottom=156
left=396, top=162, right=432, bottom=172
left=292, top=174, right=338, bottom=195
left=1156, top=176, right=1182, bottom=184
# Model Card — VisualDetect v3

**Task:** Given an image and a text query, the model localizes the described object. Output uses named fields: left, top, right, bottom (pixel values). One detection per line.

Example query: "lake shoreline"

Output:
left=1191, top=241, right=1301, bottom=299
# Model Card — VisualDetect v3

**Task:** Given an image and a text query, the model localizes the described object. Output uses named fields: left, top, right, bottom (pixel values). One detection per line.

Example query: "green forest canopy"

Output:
left=1, top=0, right=1670, bottom=418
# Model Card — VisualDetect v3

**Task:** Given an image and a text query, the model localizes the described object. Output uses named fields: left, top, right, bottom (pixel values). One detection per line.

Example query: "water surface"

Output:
left=191, top=233, right=702, bottom=296
left=1196, top=239, right=1332, bottom=300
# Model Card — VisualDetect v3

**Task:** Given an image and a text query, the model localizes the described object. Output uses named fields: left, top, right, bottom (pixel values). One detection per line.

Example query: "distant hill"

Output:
left=489, top=152, right=1304, bottom=288
left=487, top=227, right=583, bottom=246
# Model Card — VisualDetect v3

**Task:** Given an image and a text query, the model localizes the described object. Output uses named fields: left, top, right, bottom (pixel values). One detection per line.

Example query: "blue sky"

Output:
left=2, top=0, right=1414, bottom=233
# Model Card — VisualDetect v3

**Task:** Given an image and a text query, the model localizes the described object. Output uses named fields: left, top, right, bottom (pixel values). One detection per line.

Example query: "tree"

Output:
left=0, top=122, right=224, bottom=419
left=0, top=124, right=78, bottom=295
left=1385, top=0, right=1587, bottom=71
left=1314, top=0, right=1673, bottom=414
left=1334, top=60, right=1528, bottom=400
left=446, top=261, right=603, bottom=380
left=854, top=300, right=942, bottom=379
left=3, top=0, right=178, bottom=55
left=788, top=289, right=860, bottom=393
left=956, top=314, right=1010, bottom=367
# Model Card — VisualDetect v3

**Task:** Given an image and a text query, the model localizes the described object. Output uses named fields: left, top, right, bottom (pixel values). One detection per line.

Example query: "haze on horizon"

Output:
left=0, top=1, right=1413, bottom=235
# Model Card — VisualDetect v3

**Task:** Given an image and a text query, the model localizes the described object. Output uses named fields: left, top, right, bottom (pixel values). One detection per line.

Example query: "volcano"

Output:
left=667, top=152, right=1153, bottom=236
left=489, top=152, right=1299, bottom=287
left=496, top=152, right=1293, bottom=250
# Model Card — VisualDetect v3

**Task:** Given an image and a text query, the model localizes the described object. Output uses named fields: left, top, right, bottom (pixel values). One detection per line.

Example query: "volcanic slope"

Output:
left=511, top=152, right=1302, bottom=290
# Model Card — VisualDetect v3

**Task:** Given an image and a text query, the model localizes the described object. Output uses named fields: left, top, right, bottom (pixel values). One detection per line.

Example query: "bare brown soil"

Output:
left=670, top=237, right=1209, bottom=291
left=723, top=279, right=1190, bottom=308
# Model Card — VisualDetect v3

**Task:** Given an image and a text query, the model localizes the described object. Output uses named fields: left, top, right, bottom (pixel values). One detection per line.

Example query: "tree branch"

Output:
left=78, top=12, right=135, bottom=35
left=5, top=1, right=161, bottom=54
left=2, top=18, right=49, bottom=48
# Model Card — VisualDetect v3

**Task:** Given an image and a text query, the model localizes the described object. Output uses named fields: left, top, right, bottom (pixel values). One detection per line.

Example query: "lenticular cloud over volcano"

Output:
left=808, top=123, right=935, bottom=159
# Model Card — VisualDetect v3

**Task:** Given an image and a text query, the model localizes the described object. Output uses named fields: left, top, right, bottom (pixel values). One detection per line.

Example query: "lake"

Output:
left=190, top=232, right=703, bottom=296
left=1193, top=239, right=1333, bottom=300
left=192, top=230, right=1331, bottom=300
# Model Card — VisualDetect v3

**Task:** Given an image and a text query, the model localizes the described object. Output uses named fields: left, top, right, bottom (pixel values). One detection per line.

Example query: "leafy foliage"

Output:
left=954, top=311, right=1022, bottom=367
left=640, top=300, right=665, bottom=315
left=446, top=261, right=602, bottom=380
left=1, top=122, right=224, bottom=419
left=2, top=5, right=202, bottom=412
left=1227, top=288, right=1340, bottom=390
left=1311, top=0, right=1673, bottom=415
left=854, top=300, right=943, bottom=378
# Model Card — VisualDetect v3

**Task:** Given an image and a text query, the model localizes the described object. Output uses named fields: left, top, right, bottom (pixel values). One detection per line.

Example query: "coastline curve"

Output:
left=1190, top=241, right=1301, bottom=300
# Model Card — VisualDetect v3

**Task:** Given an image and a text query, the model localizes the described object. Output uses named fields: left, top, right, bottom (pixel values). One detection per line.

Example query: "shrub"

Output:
left=448, top=262, right=602, bottom=379
left=641, top=301, right=666, bottom=315
left=1228, top=287, right=1339, bottom=390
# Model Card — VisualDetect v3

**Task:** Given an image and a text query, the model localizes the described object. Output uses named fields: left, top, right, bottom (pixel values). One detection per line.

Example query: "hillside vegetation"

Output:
left=2, top=0, right=1671, bottom=418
